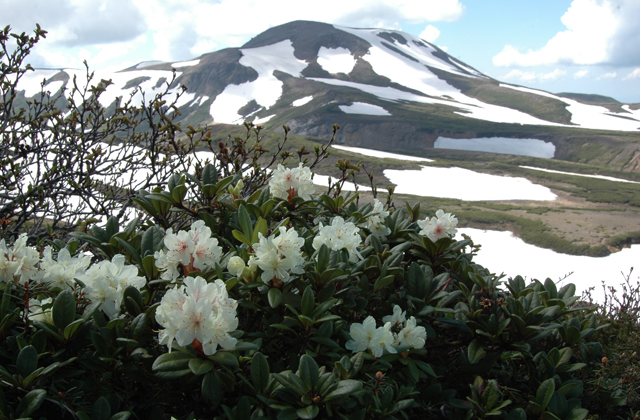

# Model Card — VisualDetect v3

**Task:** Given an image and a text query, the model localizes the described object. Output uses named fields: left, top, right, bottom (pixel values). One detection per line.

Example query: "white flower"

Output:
left=269, top=163, right=315, bottom=201
left=226, top=256, right=246, bottom=277
left=0, top=234, right=42, bottom=284
left=252, top=227, right=305, bottom=284
left=79, top=254, right=146, bottom=319
left=156, top=276, right=238, bottom=355
left=40, top=247, right=91, bottom=290
left=155, top=221, right=223, bottom=281
left=364, top=199, right=390, bottom=238
left=382, top=305, right=406, bottom=328
left=397, top=316, right=426, bottom=350
left=345, top=316, right=397, bottom=358
left=417, top=209, right=458, bottom=242
left=28, top=297, right=54, bottom=324
left=312, top=217, right=362, bottom=262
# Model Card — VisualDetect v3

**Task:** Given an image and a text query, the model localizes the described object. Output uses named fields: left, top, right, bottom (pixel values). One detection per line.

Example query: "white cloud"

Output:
left=419, top=25, right=441, bottom=43
left=503, top=69, right=567, bottom=82
left=623, top=68, right=640, bottom=80
left=137, top=0, right=465, bottom=62
left=599, top=71, right=618, bottom=79
left=573, top=69, right=589, bottom=78
left=493, top=0, right=640, bottom=68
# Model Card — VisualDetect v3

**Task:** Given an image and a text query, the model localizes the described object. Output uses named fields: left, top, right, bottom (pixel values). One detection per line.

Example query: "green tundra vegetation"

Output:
left=2, top=25, right=640, bottom=420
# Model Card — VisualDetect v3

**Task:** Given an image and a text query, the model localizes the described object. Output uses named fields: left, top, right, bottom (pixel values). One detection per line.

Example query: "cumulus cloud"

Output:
left=623, top=68, right=640, bottom=80
left=138, top=0, right=465, bottom=62
left=574, top=69, right=589, bottom=78
left=493, top=0, right=640, bottom=68
left=599, top=71, right=618, bottom=79
left=419, top=25, right=441, bottom=43
left=503, top=69, right=567, bottom=82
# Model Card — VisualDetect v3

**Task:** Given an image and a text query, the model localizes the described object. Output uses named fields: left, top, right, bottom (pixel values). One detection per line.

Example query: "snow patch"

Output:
left=292, top=96, right=313, bottom=106
left=210, top=40, right=308, bottom=124
left=435, top=137, right=556, bottom=158
left=501, top=84, right=640, bottom=132
left=253, top=114, right=275, bottom=124
left=317, top=47, right=356, bottom=74
left=172, top=59, right=200, bottom=68
left=339, top=102, right=391, bottom=116
left=17, top=70, right=60, bottom=97
left=461, top=227, right=640, bottom=303
left=332, top=145, right=433, bottom=162
left=136, top=61, right=164, bottom=69
left=521, top=166, right=640, bottom=184
left=385, top=166, right=557, bottom=201
left=312, top=174, right=372, bottom=192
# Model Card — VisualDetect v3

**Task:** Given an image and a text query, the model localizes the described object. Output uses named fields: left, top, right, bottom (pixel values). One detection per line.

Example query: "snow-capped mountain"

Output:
left=18, top=20, right=640, bottom=165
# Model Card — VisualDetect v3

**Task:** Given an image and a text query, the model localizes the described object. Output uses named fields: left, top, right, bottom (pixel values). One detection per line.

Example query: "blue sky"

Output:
left=5, top=0, right=640, bottom=102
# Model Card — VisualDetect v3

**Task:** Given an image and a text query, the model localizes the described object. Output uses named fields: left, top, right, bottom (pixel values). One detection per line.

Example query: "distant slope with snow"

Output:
left=17, top=20, right=640, bottom=170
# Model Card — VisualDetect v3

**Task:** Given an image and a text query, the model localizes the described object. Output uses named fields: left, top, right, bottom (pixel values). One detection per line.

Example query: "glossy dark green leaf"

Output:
left=52, top=289, right=76, bottom=331
left=210, top=351, right=239, bottom=367
left=202, top=372, right=222, bottom=408
left=301, top=286, right=315, bottom=317
left=92, top=396, right=111, bottom=420
left=15, top=388, right=47, bottom=418
left=189, top=358, right=214, bottom=375
left=17, top=345, right=38, bottom=378
left=299, top=354, right=319, bottom=391
left=268, top=288, right=283, bottom=308
left=296, top=405, right=319, bottom=419
left=251, top=352, right=270, bottom=394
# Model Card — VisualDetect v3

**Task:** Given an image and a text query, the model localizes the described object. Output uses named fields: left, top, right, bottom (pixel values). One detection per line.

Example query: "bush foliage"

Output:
left=1, top=25, right=639, bottom=420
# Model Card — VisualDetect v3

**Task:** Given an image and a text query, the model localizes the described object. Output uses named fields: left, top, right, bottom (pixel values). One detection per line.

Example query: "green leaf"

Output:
left=536, top=378, right=555, bottom=410
left=92, top=396, right=111, bottom=420
left=252, top=217, right=268, bottom=244
left=141, top=226, right=164, bottom=257
left=189, top=358, right=214, bottom=375
left=301, top=286, right=315, bottom=317
left=210, top=351, right=239, bottom=367
left=114, top=237, right=142, bottom=266
left=52, top=289, right=76, bottom=331
left=323, top=379, right=363, bottom=402
left=202, top=164, right=218, bottom=185
left=277, top=407, right=299, bottom=420
left=296, top=405, right=319, bottom=419
left=63, top=319, right=84, bottom=340
left=123, top=286, right=144, bottom=316
left=373, top=275, right=395, bottom=292
left=202, top=372, right=222, bottom=408
left=299, top=354, right=319, bottom=391
left=15, top=389, right=46, bottom=418
left=238, top=205, right=254, bottom=239
left=467, top=339, right=486, bottom=364
left=17, top=345, right=38, bottom=378
left=152, top=352, right=194, bottom=379
left=109, top=412, right=131, bottom=420
left=268, top=288, right=283, bottom=308
left=251, top=352, right=270, bottom=394
left=406, top=262, right=426, bottom=298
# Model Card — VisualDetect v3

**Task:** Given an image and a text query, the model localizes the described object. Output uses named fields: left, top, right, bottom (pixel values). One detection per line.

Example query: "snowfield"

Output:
left=385, top=166, right=557, bottom=201
left=317, top=46, right=357, bottom=74
left=520, top=166, right=640, bottom=184
left=435, top=137, right=556, bottom=158
left=462, top=227, right=640, bottom=303
left=331, top=145, right=433, bottom=162
left=339, top=102, right=391, bottom=116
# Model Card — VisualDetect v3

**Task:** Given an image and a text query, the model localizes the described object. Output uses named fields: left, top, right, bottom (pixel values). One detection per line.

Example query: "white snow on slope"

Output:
left=462, top=227, right=640, bottom=303
left=210, top=40, right=308, bottom=124
left=312, top=174, right=372, bottom=192
left=17, top=70, right=61, bottom=97
left=292, top=96, right=313, bottom=106
left=339, top=102, right=390, bottom=116
left=332, top=145, right=433, bottom=162
left=435, top=137, right=556, bottom=158
left=317, top=46, right=357, bottom=74
left=172, top=59, right=200, bottom=68
left=385, top=166, right=557, bottom=201
left=500, top=84, right=640, bottom=132
left=136, top=61, right=163, bottom=69
left=521, top=166, right=640, bottom=184
left=308, top=78, right=564, bottom=126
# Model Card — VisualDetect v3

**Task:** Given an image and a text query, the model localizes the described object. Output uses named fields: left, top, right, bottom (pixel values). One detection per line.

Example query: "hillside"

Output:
left=19, top=20, right=640, bottom=172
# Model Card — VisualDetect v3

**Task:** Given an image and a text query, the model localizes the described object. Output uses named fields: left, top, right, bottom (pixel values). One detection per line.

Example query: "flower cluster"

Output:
left=249, top=227, right=305, bottom=284
left=155, top=276, right=238, bottom=356
left=40, top=246, right=91, bottom=290
left=417, top=209, right=458, bottom=242
left=269, top=163, right=315, bottom=201
left=155, top=221, right=223, bottom=281
left=0, top=233, right=41, bottom=284
left=364, top=199, right=390, bottom=238
left=79, top=254, right=146, bottom=319
left=346, top=305, right=427, bottom=358
left=313, top=216, right=362, bottom=262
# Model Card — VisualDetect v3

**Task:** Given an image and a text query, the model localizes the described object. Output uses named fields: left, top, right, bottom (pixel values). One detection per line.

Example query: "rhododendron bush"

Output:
left=0, top=157, right=607, bottom=420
